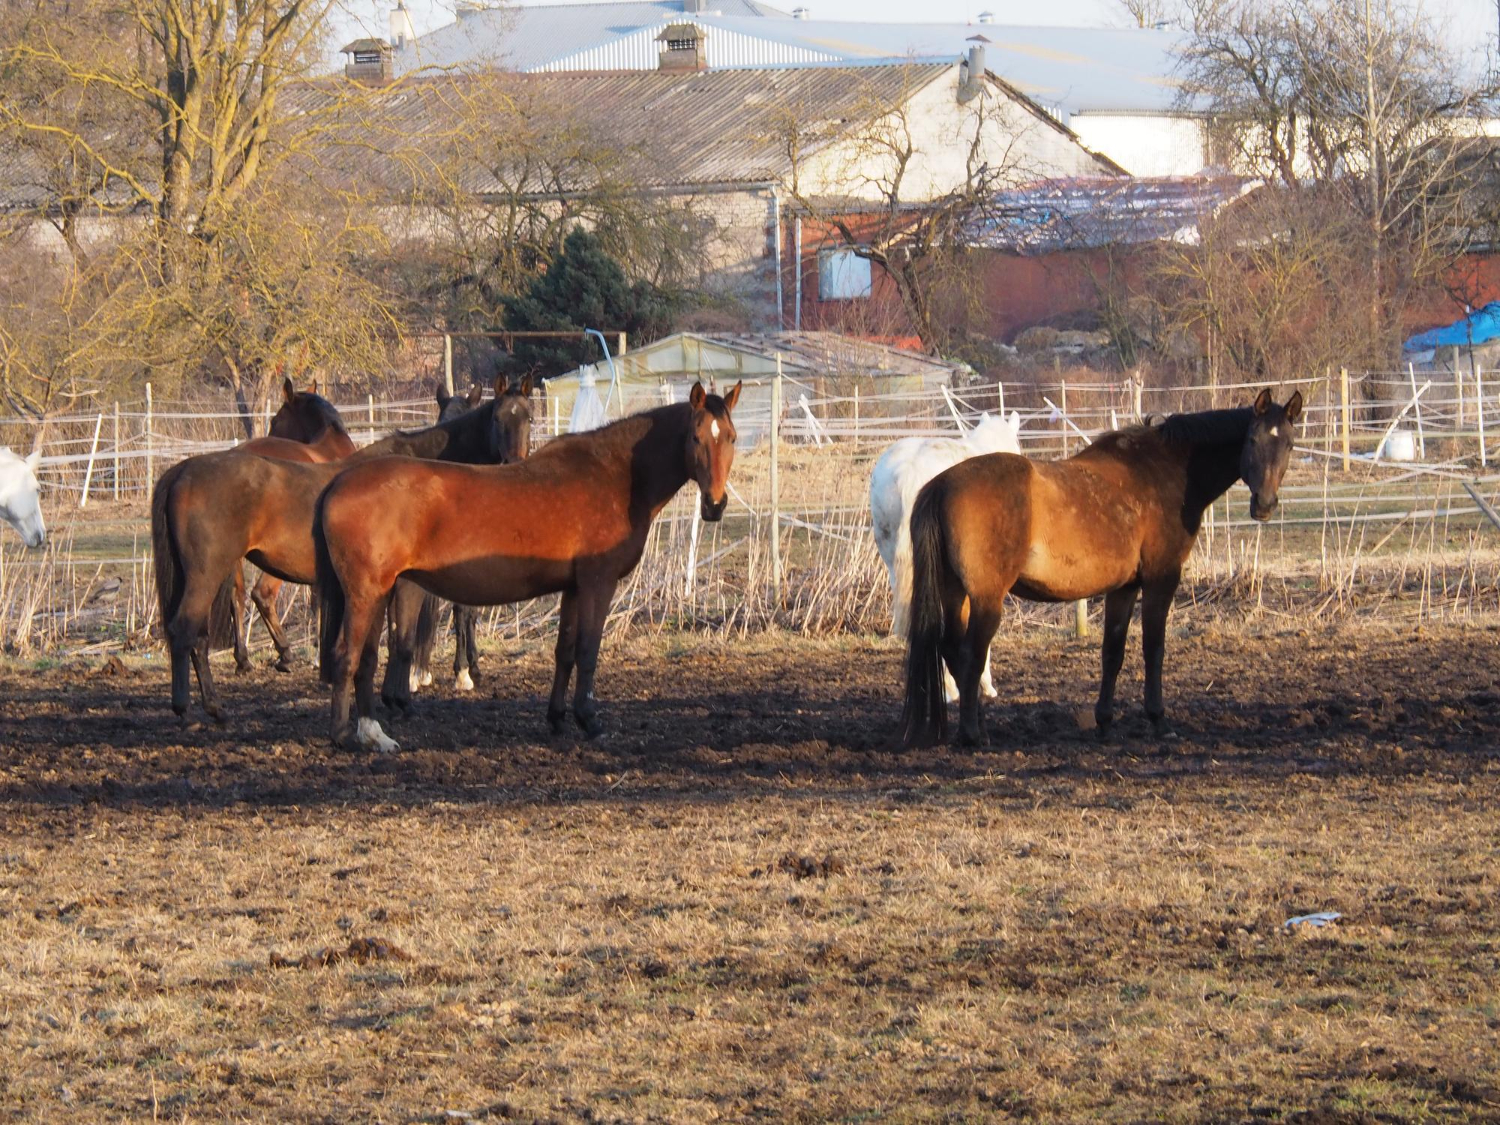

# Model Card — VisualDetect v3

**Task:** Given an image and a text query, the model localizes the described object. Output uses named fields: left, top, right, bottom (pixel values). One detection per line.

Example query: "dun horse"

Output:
left=317, top=381, right=741, bottom=752
left=901, top=390, right=1302, bottom=748
left=152, top=378, right=533, bottom=723
left=229, top=379, right=358, bottom=671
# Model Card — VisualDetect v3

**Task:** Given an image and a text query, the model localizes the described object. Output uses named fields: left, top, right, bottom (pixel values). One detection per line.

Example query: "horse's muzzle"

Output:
left=1249, top=497, right=1278, bottom=522
left=701, top=495, right=727, bottom=522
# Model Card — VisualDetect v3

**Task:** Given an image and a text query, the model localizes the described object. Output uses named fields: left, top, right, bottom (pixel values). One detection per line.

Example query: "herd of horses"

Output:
left=1, top=377, right=1304, bottom=750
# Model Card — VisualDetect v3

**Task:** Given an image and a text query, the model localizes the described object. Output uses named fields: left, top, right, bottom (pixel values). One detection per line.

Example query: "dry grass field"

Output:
left=2, top=623, right=1499, bottom=1122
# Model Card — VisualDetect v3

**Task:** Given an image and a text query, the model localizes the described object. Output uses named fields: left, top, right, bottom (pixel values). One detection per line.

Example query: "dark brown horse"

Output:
left=901, top=390, right=1303, bottom=748
left=152, top=378, right=533, bottom=723
left=229, top=379, right=359, bottom=671
left=317, top=381, right=742, bottom=752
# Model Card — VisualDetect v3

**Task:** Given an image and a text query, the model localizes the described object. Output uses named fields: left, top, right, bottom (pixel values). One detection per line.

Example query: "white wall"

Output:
left=797, top=66, right=1112, bottom=201
left=1067, top=113, right=1209, bottom=178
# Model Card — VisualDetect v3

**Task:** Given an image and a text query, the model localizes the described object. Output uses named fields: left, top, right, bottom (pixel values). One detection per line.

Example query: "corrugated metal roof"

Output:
left=280, top=64, right=957, bottom=194
left=963, top=175, right=1259, bottom=254
left=393, top=0, right=790, bottom=74
left=391, top=4, right=1188, bottom=115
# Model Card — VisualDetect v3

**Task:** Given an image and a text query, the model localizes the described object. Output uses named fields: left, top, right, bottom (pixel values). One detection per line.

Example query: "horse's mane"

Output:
left=1155, top=407, right=1254, bottom=447
left=535, top=397, right=723, bottom=458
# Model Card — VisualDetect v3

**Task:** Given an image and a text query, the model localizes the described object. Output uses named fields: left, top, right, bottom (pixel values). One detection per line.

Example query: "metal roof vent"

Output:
left=792, top=6, right=810, bottom=17
left=977, top=9, right=994, bottom=23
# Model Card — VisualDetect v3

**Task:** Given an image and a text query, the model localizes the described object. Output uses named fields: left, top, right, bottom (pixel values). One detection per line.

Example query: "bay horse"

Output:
left=317, top=381, right=742, bottom=752
left=0, top=447, right=45, bottom=548
left=151, top=377, right=533, bottom=723
left=229, top=378, right=359, bottom=671
left=869, top=410, right=1022, bottom=703
left=900, top=390, right=1302, bottom=748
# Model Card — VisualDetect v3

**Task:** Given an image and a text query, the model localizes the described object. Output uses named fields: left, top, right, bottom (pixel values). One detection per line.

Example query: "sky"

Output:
left=328, top=0, right=1500, bottom=66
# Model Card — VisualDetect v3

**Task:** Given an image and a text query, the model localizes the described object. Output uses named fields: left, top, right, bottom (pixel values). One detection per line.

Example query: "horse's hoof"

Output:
left=356, top=717, right=400, bottom=754
left=576, top=714, right=606, bottom=740
left=454, top=668, right=474, bottom=692
left=547, top=709, right=567, bottom=735
left=273, top=658, right=294, bottom=674
left=234, top=662, right=251, bottom=677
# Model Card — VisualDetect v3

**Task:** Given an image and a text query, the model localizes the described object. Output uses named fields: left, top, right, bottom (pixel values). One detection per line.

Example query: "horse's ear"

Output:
left=493, top=374, right=506, bottom=400
left=24, top=449, right=40, bottom=471
left=722, top=380, right=742, bottom=412
left=435, top=381, right=450, bottom=408
left=282, top=376, right=296, bottom=406
left=1285, top=390, right=1303, bottom=423
left=689, top=382, right=706, bottom=409
left=1253, top=388, right=1272, bottom=415
left=466, top=383, right=484, bottom=407
left=519, top=374, right=533, bottom=398
left=308, top=378, right=319, bottom=395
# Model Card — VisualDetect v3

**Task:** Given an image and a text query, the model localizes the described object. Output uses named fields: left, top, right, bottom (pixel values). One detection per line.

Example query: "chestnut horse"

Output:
left=316, top=381, right=742, bottom=752
left=152, top=378, right=533, bottom=723
left=900, top=390, right=1303, bottom=748
left=229, top=379, right=359, bottom=671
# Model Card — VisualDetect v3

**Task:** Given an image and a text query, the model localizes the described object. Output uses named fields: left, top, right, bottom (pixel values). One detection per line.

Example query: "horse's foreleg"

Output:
left=250, top=574, right=294, bottom=671
left=547, top=590, right=579, bottom=734
left=1140, top=574, right=1180, bottom=733
left=455, top=607, right=479, bottom=691
left=1095, top=584, right=1140, bottom=736
left=570, top=582, right=616, bottom=739
left=354, top=594, right=395, bottom=751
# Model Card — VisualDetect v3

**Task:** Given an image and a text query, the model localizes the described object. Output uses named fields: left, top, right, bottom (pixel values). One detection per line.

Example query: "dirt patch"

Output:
left=2, top=624, right=1499, bottom=1121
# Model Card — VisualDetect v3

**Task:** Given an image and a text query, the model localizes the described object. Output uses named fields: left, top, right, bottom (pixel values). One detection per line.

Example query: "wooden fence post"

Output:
left=144, top=382, right=154, bottom=489
left=852, top=384, right=859, bottom=450
left=112, top=401, right=120, bottom=501
left=1339, top=367, right=1350, bottom=472
left=996, top=379, right=1005, bottom=418
left=1059, top=379, right=1069, bottom=457
left=443, top=334, right=454, bottom=396
left=771, top=356, right=783, bottom=607
left=1408, top=361, right=1425, bottom=460
left=79, top=411, right=103, bottom=508
left=1455, top=345, right=1464, bottom=428
left=1074, top=597, right=1088, bottom=639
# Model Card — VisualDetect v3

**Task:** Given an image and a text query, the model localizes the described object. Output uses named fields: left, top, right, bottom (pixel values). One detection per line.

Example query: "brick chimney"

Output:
left=390, top=1, right=416, bottom=50
left=341, top=38, right=395, bottom=84
left=657, top=23, right=708, bottom=71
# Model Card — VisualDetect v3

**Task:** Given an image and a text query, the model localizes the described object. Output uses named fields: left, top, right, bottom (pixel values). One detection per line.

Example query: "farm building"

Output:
left=383, top=0, right=1205, bottom=176
left=542, top=331, right=966, bottom=442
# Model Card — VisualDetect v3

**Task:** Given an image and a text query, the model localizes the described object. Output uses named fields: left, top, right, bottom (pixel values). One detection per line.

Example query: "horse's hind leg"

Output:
left=979, top=645, right=998, bottom=699
left=1095, top=584, right=1139, bottom=736
left=455, top=607, right=479, bottom=691
left=332, top=584, right=396, bottom=752
left=188, top=633, right=225, bottom=724
left=547, top=590, right=579, bottom=734
left=250, top=575, right=295, bottom=671
left=956, top=599, right=1002, bottom=747
left=379, top=582, right=425, bottom=713
left=354, top=595, right=395, bottom=751
left=231, top=564, right=251, bottom=674
left=1140, top=573, right=1181, bottom=734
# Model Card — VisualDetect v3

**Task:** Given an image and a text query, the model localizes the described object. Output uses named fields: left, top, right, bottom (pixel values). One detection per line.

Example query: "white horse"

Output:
left=0, top=448, right=45, bottom=548
left=870, top=411, right=1022, bottom=702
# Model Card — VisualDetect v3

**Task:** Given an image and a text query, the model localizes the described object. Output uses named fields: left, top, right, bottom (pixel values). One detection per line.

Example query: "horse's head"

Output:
left=0, top=448, right=45, bottom=548
left=1241, top=389, right=1302, bottom=521
left=269, top=376, right=343, bottom=442
left=436, top=380, right=485, bottom=424
left=490, top=375, right=534, bottom=463
left=687, top=380, right=742, bottom=522
left=966, top=410, right=1022, bottom=455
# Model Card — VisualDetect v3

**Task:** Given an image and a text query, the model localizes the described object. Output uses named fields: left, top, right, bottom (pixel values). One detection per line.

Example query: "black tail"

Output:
left=899, top=480, right=950, bottom=748
left=313, top=495, right=344, bottom=684
left=208, top=568, right=239, bottom=650
left=413, top=592, right=441, bottom=678
left=150, top=461, right=187, bottom=640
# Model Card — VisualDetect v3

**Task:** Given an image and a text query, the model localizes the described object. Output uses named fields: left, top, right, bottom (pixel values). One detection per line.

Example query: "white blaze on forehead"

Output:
left=1269, top=426, right=1279, bottom=437
left=711, top=419, right=720, bottom=440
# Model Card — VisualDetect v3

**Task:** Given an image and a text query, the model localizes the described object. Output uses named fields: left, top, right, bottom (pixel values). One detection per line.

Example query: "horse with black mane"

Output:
left=316, top=381, right=741, bottom=752
left=227, top=378, right=359, bottom=672
left=151, top=377, right=532, bottom=724
left=901, top=390, right=1302, bottom=748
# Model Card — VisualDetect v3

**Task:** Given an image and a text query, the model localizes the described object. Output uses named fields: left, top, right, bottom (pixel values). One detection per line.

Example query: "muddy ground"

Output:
left=2, top=624, right=1499, bottom=1121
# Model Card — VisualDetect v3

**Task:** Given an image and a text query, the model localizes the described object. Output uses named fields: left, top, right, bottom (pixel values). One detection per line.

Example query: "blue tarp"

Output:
left=1405, top=302, right=1500, bottom=351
